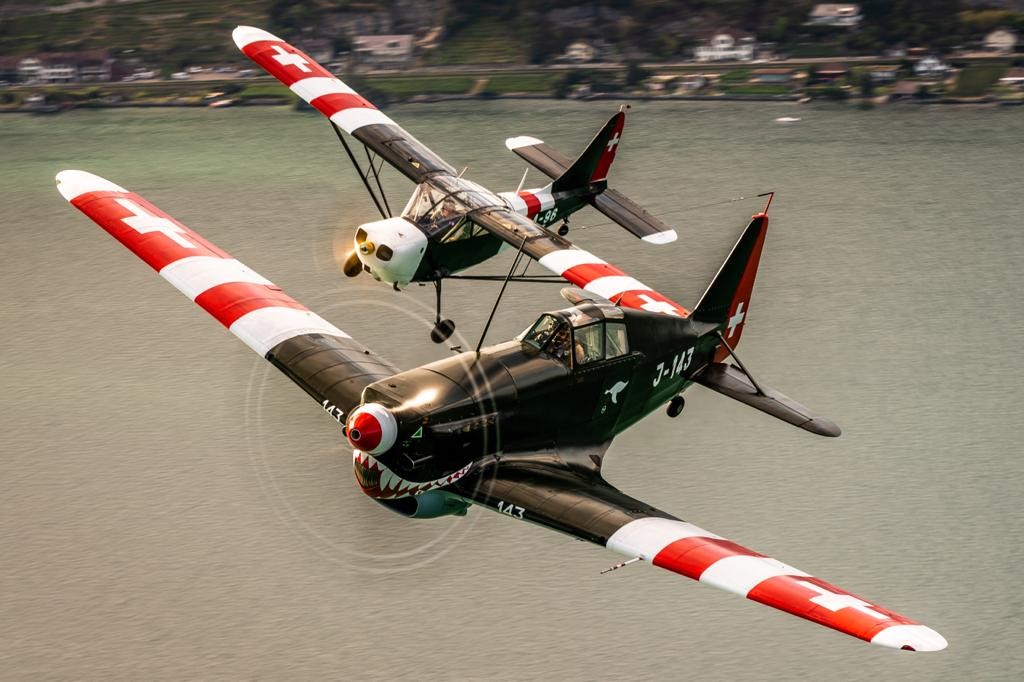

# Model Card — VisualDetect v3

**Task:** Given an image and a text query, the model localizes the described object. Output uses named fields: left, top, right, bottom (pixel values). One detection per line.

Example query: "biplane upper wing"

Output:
left=453, top=454, right=946, bottom=651
left=506, top=125, right=678, bottom=244
left=233, top=26, right=456, bottom=184
left=56, top=170, right=396, bottom=418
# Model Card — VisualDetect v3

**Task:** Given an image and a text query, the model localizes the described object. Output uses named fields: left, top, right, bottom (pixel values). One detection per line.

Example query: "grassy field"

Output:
left=366, top=75, right=475, bottom=97
left=426, top=19, right=525, bottom=65
left=0, top=0, right=270, bottom=60
left=484, top=72, right=559, bottom=93
left=717, top=69, right=752, bottom=84
left=952, top=64, right=1008, bottom=97
left=721, top=83, right=794, bottom=95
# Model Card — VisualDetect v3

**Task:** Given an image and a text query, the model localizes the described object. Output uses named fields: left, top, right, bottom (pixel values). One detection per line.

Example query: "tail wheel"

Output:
left=666, top=395, right=685, bottom=418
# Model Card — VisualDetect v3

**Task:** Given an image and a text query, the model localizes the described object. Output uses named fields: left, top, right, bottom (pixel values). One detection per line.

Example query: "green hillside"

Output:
left=0, top=0, right=271, bottom=61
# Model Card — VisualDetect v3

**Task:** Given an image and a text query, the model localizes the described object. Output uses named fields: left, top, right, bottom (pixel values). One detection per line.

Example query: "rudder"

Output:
left=551, top=111, right=625, bottom=193
left=692, top=213, right=769, bottom=358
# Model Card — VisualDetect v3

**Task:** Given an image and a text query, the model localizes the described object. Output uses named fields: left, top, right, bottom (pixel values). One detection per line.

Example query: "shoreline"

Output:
left=3, top=90, right=1020, bottom=114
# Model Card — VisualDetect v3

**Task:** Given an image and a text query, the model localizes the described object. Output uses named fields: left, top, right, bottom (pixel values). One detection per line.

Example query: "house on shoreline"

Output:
left=694, top=31, right=756, bottom=62
left=984, top=28, right=1017, bottom=54
left=352, top=35, right=414, bottom=69
left=806, top=4, right=862, bottom=28
left=12, top=50, right=118, bottom=84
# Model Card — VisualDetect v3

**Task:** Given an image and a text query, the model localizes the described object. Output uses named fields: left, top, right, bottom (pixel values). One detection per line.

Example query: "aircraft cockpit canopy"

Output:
left=402, top=184, right=466, bottom=232
left=523, top=305, right=629, bottom=368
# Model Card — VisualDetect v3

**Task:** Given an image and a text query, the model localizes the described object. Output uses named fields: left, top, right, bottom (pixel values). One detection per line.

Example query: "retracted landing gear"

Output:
left=430, top=279, right=455, bottom=343
left=666, top=395, right=685, bottom=418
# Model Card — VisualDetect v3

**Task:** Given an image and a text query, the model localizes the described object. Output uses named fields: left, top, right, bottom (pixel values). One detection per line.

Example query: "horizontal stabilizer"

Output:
left=694, top=363, right=841, bottom=437
left=505, top=137, right=572, bottom=180
left=506, top=136, right=676, bottom=244
left=593, top=189, right=677, bottom=244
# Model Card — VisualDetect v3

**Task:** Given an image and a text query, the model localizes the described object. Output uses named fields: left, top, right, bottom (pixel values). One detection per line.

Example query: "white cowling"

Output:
left=354, top=217, right=428, bottom=285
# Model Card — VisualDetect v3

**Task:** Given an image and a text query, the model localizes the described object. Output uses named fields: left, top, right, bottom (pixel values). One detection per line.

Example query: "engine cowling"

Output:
left=353, top=217, right=427, bottom=285
left=373, top=490, right=470, bottom=519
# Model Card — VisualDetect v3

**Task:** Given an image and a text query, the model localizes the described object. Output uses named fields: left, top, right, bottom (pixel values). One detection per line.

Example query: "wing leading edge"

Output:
left=233, top=26, right=456, bottom=184
left=454, top=456, right=946, bottom=652
left=57, top=170, right=396, bottom=417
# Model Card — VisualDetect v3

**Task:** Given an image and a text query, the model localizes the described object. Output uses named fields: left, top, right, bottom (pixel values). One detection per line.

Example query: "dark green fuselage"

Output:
left=360, top=302, right=719, bottom=487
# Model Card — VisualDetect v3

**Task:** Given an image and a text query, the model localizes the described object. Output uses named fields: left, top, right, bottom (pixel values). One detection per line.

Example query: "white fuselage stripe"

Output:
left=160, top=256, right=274, bottom=300
left=537, top=249, right=608, bottom=275
left=535, top=189, right=555, bottom=212
left=499, top=192, right=529, bottom=215
left=230, top=306, right=350, bottom=356
left=290, top=76, right=356, bottom=102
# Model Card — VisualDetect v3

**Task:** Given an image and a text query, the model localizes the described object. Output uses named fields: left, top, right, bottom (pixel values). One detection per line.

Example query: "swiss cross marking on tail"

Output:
left=114, top=198, right=195, bottom=248
left=606, top=132, right=620, bottom=153
left=796, top=580, right=888, bottom=620
left=727, top=301, right=746, bottom=338
left=271, top=45, right=311, bottom=72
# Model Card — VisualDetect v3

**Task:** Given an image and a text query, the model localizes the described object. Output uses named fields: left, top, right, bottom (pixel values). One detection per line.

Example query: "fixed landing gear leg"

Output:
left=430, top=278, right=455, bottom=344
left=666, top=395, right=685, bottom=418
left=557, top=218, right=570, bottom=237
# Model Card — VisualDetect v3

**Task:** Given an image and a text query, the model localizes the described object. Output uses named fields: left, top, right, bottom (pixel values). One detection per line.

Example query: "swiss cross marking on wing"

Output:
left=271, top=45, right=311, bottom=72
left=637, top=293, right=681, bottom=316
left=606, top=132, right=620, bottom=152
left=796, top=580, right=888, bottom=620
left=115, top=198, right=195, bottom=248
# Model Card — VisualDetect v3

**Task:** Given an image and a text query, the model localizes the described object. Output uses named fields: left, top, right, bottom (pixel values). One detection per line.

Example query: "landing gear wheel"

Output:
left=429, top=278, right=456, bottom=343
left=557, top=221, right=569, bottom=236
left=666, top=396, right=685, bottom=418
left=430, top=319, right=455, bottom=344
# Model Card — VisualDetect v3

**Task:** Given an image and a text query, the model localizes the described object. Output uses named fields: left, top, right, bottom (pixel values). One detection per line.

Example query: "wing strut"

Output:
left=330, top=123, right=391, bottom=219
left=364, top=145, right=392, bottom=217
left=475, top=236, right=528, bottom=354
left=715, top=330, right=766, bottom=396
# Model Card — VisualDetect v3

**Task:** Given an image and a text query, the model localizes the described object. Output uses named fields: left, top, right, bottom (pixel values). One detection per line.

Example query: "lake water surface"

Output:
left=2, top=101, right=1023, bottom=680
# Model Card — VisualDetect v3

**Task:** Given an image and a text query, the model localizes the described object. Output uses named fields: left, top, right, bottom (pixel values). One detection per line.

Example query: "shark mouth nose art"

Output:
left=352, top=450, right=472, bottom=499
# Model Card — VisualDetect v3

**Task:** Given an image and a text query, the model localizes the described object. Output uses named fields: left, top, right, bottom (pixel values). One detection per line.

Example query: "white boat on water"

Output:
left=775, top=116, right=801, bottom=123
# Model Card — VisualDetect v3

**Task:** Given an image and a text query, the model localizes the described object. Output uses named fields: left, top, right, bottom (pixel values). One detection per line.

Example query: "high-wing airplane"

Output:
left=53, top=25, right=947, bottom=653
left=233, top=26, right=676, bottom=343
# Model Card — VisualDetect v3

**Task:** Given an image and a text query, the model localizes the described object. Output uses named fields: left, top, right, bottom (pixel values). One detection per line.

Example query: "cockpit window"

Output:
left=439, top=219, right=488, bottom=244
left=547, top=324, right=573, bottom=363
left=574, top=323, right=603, bottom=365
left=523, top=314, right=561, bottom=350
left=605, top=321, right=629, bottom=358
left=523, top=313, right=630, bottom=368
left=402, top=183, right=469, bottom=234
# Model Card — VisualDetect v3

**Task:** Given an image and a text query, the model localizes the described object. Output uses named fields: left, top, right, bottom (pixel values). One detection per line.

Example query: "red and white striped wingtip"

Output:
left=232, top=25, right=281, bottom=50
left=56, top=169, right=351, bottom=357
left=607, top=517, right=946, bottom=651
left=871, top=624, right=948, bottom=652
left=56, top=170, right=127, bottom=202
